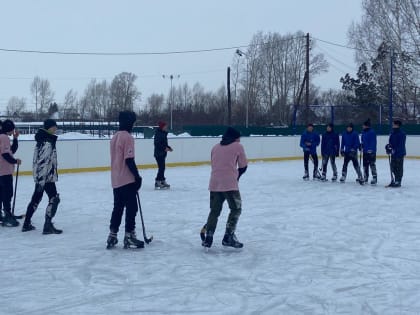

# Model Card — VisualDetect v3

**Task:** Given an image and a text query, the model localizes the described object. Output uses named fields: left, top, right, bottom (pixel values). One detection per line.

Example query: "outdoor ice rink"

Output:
left=1, top=159, right=420, bottom=314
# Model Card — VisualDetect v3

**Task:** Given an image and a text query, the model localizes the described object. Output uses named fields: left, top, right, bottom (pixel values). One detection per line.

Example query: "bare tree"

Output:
left=6, top=97, right=26, bottom=117
left=30, top=76, right=55, bottom=117
left=81, top=79, right=109, bottom=119
left=61, top=89, right=78, bottom=119
left=109, top=72, right=141, bottom=119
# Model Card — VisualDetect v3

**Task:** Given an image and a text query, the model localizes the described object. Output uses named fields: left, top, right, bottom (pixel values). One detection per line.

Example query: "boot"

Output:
left=42, top=217, right=63, bottom=234
left=2, top=211, right=19, bottom=227
left=201, top=230, right=213, bottom=248
left=22, top=219, right=36, bottom=232
left=106, top=231, right=118, bottom=249
left=155, top=180, right=163, bottom=189
left=222, top=231, right=243, bottom=248
left=123, top=231, right=144, bottom=249
left=302, top=171, right=309, bottom=181
left=370, top=176, right=377, bottom=185
left=339, top=175, right=346, bottom=183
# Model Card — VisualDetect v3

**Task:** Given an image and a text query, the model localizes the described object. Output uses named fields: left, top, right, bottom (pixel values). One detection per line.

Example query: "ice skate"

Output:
left=106, top=232, right=118, bottom=249
left=123, top=231, right=144, bottom=249
left=22, top=220, right=36, bottom=232
left=302, top=171, right=309, bottom=181
left=331, top=174, right=337, bottom=182
left=42, top=217, right=62, bottom=234
left=2, top=211, right=19, bottom=227
left=222, top=232, right=243, bottom=248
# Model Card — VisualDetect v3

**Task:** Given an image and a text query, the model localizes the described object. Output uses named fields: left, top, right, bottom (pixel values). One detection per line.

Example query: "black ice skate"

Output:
left=22, top=220, right=36, bottom=232
left=331, top=174, right=338, bottom=182
left=320, top=174, right=327, bottom=182
left=339, top=175, right=346, bottom=183
left=302, top=171, right=309, bottom=181
left=222, top=232, right=243, bottom=248
left=106, top=232, right=118, bottom=249
left=155, top=180, right=170, bottom=190
left=2, top=211, right=19, bottom=227
left=370, top=176, right=377, bottom=185
left=42, top=217, right=62, bottom=234
left=123, top=232, right=144, bottom=249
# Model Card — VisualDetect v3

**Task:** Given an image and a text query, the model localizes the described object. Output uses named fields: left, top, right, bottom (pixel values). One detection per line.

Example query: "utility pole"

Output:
left=388, top=49, right=394, bottom=132
left=227, top=67, right=232, bottom=125
left=305, top=32, right=310, bottom=124
left=162, top=74, right=180, bottom=130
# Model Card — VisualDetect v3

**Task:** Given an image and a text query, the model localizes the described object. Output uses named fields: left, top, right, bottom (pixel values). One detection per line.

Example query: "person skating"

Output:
left=201, top=127, right=248, bottom=249
left=106, top=111, right=143, bottom=249
left=361, top=119, right=377, bottom=185
left=340, top=123, right=364, bottom=184
left=22, top=119, right=63, bottom=234
left=385, top=120, right=406, bottom=188
left=0, top=120, right=21, bottom=227
left=153, top=121, right=173, bottom=189
left=320, top=123, right=340, bottom=181
left=300, top=123, right=320, bottom=180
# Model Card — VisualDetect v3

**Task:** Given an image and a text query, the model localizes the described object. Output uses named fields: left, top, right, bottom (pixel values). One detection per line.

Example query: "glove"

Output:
left=385, top=144, right=392, bottom=155
left=134, top=176, right=142, bottom=191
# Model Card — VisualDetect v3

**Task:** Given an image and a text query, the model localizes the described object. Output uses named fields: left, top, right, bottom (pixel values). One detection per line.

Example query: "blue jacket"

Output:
left=389, top=128, right=406, bottom=158
left=321, top=131, right=339, bottom=156
left=300, top=131, right=320, bottom=154
left=361, top=128, right=377, bottom=153
left=341, top=130, right=360, bottom=153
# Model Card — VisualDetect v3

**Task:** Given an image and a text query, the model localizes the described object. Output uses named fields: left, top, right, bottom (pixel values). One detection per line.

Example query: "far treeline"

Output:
left=5, top=0, right=419, bottom=127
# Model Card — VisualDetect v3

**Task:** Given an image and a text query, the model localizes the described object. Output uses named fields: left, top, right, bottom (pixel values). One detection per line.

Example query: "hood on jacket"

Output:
left=220, top=127, right=241, bottom=145
left=119, top=111, right=137, bottom=132
left=35, top=128, right=58, bottom=146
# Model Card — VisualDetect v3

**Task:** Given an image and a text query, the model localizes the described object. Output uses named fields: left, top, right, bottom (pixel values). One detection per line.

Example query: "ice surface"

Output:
left=1, top=160, right=420, bottom=314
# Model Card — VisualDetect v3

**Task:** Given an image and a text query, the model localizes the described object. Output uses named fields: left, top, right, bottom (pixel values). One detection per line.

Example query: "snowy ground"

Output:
left=1, top=159, right=420, bottom=314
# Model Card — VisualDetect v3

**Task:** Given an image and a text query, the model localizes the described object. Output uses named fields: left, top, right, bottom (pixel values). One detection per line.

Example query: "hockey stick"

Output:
left=11, top=164, right=25, bottom=219
left=387, top=154, right=394, bottom=185
left=136, top=192, right=153, bottom=244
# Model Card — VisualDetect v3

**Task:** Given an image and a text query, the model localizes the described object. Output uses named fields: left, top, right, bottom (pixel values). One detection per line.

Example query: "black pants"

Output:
left=362, top=152, right=377, bottom=179
left=321, top=155, right=337, bottom=176
left=26, top=183, right=58, bottom=220
left=155, top=155, right=166, bottom=181
left=342, top=152, right=362, bottom=177
left=0, top=175, right=14, bottom=213
left=110, top=183, right=138, bottom=233
left=303, top=151, right=318, bottom=174
left=206, top=191, right=242, bottom=234
left=391, top=157, right=404, bottom=183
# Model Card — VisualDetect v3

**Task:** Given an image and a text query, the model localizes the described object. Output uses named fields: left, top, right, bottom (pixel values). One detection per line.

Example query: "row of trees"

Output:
left=5, top=0, right=419, bottom=126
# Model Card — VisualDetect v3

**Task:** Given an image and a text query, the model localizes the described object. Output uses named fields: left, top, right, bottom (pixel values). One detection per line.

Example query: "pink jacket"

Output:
left=208, top=141, right=248, bottom=192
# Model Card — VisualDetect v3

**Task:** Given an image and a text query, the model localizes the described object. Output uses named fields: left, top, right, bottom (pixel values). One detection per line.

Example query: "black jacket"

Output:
left=154, top=128, right=171, bottom=158
left=33, top=129, right=58, bottom=186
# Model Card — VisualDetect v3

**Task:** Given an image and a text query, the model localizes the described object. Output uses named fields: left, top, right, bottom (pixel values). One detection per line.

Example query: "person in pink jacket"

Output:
left=201, top=127, right=248, bottom=249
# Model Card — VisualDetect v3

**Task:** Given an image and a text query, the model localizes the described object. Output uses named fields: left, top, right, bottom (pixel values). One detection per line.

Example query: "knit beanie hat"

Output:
left=44, top=119, right=57, bottom=130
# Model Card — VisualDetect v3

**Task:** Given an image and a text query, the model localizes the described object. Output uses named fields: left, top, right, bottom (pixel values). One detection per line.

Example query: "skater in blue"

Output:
left=361, top=119, right=377, bottom=185
left=320, top=123, right=340, bottom=181
left=300, top=123, right=320, bottom=180
left=386, top=120, right=406, bottom=187
left=340, top=123, right=364, bottom=185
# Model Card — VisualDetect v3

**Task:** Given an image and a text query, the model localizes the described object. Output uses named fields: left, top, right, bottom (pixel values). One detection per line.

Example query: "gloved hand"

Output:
left=385, top=144, right=392, bottom=155
left=134, top=176, right=142, bottom=191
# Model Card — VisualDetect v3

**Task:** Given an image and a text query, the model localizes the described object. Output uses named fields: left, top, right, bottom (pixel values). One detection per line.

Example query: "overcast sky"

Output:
left=0, top=0, right=362, bottom=112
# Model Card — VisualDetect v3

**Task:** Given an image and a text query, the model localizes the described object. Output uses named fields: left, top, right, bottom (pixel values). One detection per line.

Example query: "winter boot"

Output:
left=22, top=220, right=36, bottom=232
left=106, top=231, right=118, bottom=249
left=370, top=176, right=377, bottom=185
left=222, top=232, right=243, bottom=248
left=2, top=211, right=19, bottom=227
left=201, top=230, right=213, bottom=248
left=331, top=174, right=338, bottom=182
left=123, top=231, right=144, bottom=249
left=302, top=171, right=309, bottom=181
left=42, top=217, right=63, bottom=234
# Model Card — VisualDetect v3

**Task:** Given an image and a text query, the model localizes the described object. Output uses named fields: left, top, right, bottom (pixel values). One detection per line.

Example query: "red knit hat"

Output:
left=158, top=121, right=167, bottom=129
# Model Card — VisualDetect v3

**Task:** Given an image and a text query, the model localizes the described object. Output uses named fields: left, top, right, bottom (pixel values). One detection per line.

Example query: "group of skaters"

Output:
left=0, top=118, right=62, bottom=233
left=300, top=119, right=406, bottom=187
left=106, top=112, right=247, bottom=250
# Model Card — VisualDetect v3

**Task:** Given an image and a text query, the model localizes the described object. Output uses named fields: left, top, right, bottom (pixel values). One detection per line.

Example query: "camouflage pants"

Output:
left=205, top=191, right=242, bottom=235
